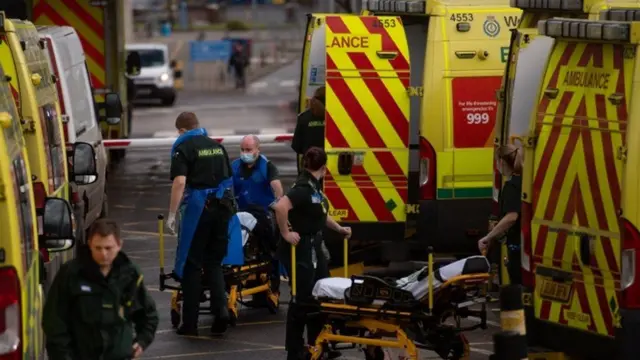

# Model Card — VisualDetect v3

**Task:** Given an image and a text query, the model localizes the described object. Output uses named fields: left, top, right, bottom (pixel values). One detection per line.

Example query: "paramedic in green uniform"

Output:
left=272, top=147, right=352, bottom=360
left=291, top=86, right=325, bottom=174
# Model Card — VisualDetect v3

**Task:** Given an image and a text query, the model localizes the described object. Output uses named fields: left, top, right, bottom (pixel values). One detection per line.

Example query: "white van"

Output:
left=126, top=43, right=176, bottom=106
left=38, top=25, right=108, bottom=242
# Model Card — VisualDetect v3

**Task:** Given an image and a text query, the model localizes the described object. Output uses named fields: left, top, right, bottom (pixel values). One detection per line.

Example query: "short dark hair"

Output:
left=175, top=111, right=199, bottom=130
left=88, top=218, right=121, bottom=243
left=303, top=146, right=327, bottom=171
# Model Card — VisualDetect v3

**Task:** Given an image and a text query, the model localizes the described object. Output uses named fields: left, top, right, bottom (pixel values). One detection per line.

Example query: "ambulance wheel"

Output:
left=110, top=149, right=126, bottom=162
left=364, top=346, right=385, bottom=360
left=266, top=292, right=279, bottom=314
left=170, top=309, right=181, bottom=329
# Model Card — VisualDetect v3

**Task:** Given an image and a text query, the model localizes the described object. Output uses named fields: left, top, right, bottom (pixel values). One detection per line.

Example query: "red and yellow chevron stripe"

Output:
left=323, top=15, right=410, bottom=223
left=32, top=0, right=105, bottom=96
left=531, top=42, right=629, bottom=337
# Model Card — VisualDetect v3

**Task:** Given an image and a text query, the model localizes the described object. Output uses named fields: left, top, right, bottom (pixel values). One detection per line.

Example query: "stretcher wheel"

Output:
left=229, top=311, right=237, bottom=327
left=170, top=309, right=181, bottom=329
left=266, top=292, right=279, bottom=314
left=364, top=346, right=385, bottom=360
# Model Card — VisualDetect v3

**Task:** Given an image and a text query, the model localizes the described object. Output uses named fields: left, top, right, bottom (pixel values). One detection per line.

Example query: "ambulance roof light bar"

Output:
left=362, top=0, right=426, bottom=14
left=538, top=18, right=631, bottom=42
left=510, top=0, right=583, bottom=11
left=600, top=9, right=640, bottom=22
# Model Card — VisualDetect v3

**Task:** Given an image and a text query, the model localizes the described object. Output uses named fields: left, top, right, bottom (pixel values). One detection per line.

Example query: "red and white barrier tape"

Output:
left=103, top=134, right=294, bottom=149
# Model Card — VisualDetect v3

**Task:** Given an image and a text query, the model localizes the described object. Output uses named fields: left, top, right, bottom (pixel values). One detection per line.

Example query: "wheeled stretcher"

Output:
left=157, top=209, right=280, bottom=328
left=291, top=243, right=490, bottom=360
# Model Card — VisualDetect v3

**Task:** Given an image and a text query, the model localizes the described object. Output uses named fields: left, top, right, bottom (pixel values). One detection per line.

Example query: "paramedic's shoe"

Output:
left=176, top=326, right=198, bottom=336
left=210, top=317, right=229, bottom=336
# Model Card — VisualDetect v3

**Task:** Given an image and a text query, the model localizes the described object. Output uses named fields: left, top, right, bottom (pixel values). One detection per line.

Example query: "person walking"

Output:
left=478, top=143, right=524, bottom=285
left=42, top=218, right=159, bottom=360
left=272, top=147, right=352, bottom=360
left=228, top=42, right=248, bottom=89
left=166, top=111, right=236, bottom=336
left=291, top=86, right=325, bottom=174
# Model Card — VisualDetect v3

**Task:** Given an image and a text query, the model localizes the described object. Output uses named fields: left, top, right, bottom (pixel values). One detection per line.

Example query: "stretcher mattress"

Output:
left=312, top=256, right=490, bottom=300
left=237, top=212, right=257, bottom=247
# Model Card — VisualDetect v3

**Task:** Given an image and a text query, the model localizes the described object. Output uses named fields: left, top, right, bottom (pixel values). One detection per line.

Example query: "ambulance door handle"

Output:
left=337, top=152, right=354, bottom=175
left=544, top=88, right=559, bottom=99
left=376, top=51, right=398, bottom=60
left=608, top=93, right=624, bottom=105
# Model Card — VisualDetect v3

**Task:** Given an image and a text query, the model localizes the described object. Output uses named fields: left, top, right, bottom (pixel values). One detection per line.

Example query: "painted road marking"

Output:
left=143, top=347, right=283, bottom=359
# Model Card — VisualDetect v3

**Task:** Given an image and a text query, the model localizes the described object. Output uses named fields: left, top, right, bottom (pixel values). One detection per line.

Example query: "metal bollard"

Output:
left=498, top=285, right=527, bottom=359
left=490, top=331, right=528, bottom=360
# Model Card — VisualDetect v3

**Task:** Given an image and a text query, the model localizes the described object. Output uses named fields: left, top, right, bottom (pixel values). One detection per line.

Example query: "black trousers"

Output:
left=507, top=246, right=522, bottom=286
left=181, top=201, right=232, bottom=329
left=279, top=234, right=329, bottom=358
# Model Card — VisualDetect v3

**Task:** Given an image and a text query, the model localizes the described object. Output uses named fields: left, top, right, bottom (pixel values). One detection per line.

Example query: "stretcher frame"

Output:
left=289, top=240, right=490, bottom=360
left=156, top=214, right=279, bottom=328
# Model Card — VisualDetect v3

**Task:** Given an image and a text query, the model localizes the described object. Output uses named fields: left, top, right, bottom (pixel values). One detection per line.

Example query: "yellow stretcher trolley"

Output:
left=292, top=243, right=491, bottom=360
left=156, top=209, right=281, bottom=328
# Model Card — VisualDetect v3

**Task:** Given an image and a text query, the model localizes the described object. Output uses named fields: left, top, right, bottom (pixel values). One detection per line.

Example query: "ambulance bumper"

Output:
left=524, top=299, right=640, bottom=359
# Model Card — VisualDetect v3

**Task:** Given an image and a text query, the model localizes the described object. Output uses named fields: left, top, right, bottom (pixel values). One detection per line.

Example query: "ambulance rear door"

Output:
left=298, top=14, right=330, bottom=112
left=323, top=15, right=410, bottom=224
left=530, top=19, right=632, bottom=341
left=494, top=30, right=555, bottom=203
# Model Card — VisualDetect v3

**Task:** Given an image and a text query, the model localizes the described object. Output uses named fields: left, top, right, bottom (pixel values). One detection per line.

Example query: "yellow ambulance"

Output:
left=0, top=55, right=94, bottom=359
left=520, top=15, right=640, bottom=358
left=0, top=12, right=92, bottom=291
left=493, top=0, right=640, bottom=225
left=298, top=0, right=521, bottom=264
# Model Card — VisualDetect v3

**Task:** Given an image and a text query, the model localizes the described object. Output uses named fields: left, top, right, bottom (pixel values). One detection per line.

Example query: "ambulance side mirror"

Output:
left=70, top=142, right=98, bottom=185
left=104, top=92, right=122, bottom=125
left=40, top=198, right=75, bottom=252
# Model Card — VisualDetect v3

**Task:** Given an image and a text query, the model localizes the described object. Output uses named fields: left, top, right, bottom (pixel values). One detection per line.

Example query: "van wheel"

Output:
left=162, top=94, right=176, bottom=106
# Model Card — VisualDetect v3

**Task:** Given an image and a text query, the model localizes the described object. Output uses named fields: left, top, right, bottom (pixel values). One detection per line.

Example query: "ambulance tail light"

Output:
left=538, top=19, right=632, bottom=42
left=363, top=0, right=426, bottom=14
left=510, top=0, right=582, bottom=11
left=0, top=267, right=22, bottom=360
left=419, top=136, right=436, bottom=200
left=520, top=201, right=534, bottom=288
left=620, top=218, right=640, bottom=309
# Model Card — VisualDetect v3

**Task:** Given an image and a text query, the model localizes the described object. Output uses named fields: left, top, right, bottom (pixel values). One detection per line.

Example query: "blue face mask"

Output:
left=240, top=153, right=257, bottom=164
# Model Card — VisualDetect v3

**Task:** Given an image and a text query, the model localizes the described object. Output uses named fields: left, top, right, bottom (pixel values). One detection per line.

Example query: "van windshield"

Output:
left=132, top=49, right=166, bottom=68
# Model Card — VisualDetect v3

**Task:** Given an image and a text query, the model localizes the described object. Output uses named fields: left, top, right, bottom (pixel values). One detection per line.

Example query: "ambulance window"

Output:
left=41, top=104, right=65, bottom=190
left=68, top=63, right=96, bottom=134
left=12, top=157, right=35, bottom=273
left=506, top=37, right=555, bottom=139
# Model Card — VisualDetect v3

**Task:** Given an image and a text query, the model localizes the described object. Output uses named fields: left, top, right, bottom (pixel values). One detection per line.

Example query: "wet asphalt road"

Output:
left=107, top=77, right=500, bottom=359
left=107, top=145, right=500, bottom=360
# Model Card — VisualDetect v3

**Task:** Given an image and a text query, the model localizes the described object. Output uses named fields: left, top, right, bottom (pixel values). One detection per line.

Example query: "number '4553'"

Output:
left=373, top=19, right=396, bottom=28
left=450, top=13, right=473, bottom=22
